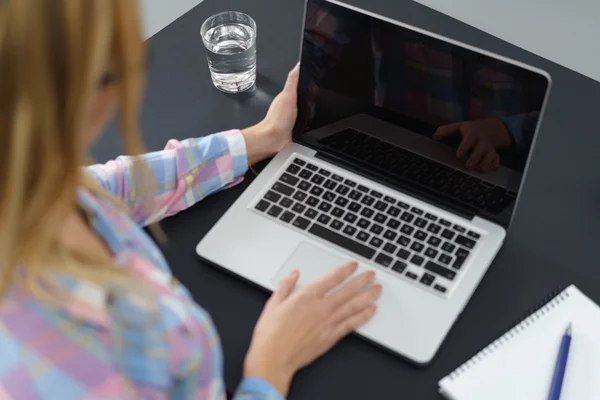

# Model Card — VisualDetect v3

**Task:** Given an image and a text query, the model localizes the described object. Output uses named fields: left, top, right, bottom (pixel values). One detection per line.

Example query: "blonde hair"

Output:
left=0, top=0, right=150, bottom=299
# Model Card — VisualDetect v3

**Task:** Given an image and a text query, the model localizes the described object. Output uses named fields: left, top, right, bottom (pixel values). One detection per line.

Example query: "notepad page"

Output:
left=439, top=286, right=600, bottom=400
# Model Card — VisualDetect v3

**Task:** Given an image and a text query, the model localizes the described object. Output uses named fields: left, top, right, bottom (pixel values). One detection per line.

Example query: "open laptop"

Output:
left=197, top=0, right=551, bottom=365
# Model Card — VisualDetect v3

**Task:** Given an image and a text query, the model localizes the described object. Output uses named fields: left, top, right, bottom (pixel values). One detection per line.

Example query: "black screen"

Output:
left=293, top=0, right=549, bottom=226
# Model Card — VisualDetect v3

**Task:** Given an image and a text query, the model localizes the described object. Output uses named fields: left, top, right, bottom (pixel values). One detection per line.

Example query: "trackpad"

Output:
left=272, top=242, right=363, bottom=289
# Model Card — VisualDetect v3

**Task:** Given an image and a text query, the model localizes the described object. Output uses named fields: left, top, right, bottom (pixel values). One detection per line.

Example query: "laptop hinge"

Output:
left=314, top=150, right=477, bottom=221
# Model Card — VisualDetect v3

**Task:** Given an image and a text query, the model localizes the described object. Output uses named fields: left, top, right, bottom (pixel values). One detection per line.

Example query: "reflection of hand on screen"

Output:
left=433, top=118, right=514, bottom=172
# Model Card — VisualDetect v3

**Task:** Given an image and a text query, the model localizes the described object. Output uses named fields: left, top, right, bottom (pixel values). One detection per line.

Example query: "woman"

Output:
left=0, top=0, right=382, bottom=399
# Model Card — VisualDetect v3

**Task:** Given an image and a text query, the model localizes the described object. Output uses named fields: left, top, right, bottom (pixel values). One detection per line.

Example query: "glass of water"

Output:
left=201, top=11, right=257, bottom=93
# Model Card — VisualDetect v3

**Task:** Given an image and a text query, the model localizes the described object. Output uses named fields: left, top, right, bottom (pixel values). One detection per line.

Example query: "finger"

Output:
left=433, top=122, right=462, bottom=140
left=330, top=284, right=381, bottom=324
left=306, top=262, right=358, bottom=297
left=269, top=269, right=300, bottom=305
left=327, top=270, right=376, bottom=309
left=331, top=304, right=377, bottom=341
left=456, top=134, right=477, bottom=159
left=466, top=142, right=488, bottom=170
left=493, top=154, right=500, bottom=170
left=284, top=63, right=300, bottom=91
left=479, top=148, right=498, bottom=172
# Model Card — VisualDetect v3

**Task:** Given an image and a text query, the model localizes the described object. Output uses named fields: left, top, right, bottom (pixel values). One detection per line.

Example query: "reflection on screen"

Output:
left=293, top=0, right=549, bottom=225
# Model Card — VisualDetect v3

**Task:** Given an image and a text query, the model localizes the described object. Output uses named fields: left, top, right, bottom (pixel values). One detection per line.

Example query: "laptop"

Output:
left=196, top=0, right=551, bottom=365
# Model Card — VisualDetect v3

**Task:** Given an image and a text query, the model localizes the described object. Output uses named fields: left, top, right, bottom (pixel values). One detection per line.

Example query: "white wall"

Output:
left=413, top=0, right=600, bottom=82
left=140, top=0, right=203, bottom=39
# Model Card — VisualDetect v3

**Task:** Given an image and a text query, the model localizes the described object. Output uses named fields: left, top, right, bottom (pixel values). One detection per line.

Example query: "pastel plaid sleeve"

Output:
left=87, top=130, right=248, bottom=226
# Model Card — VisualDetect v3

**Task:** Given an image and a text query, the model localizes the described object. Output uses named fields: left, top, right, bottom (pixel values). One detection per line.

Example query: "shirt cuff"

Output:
left=222, top=129, right=249, bottom=179
left=235, top=377, right=285, bottom=400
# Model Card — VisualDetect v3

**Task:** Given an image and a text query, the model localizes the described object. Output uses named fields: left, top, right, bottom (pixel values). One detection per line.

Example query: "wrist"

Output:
left=241, top=122, right=280, bottom=165
left=243, top=352, right=294, bottom=398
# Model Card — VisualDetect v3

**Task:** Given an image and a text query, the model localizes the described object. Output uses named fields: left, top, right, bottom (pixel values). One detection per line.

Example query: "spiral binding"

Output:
left=448, top=285, right=570, bottom=381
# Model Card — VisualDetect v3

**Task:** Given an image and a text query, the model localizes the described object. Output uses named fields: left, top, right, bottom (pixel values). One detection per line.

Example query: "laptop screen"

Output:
left=293, top=0, right=550, bottom=227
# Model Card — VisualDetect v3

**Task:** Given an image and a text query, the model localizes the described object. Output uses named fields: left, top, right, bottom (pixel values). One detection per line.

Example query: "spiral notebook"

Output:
left=438, top=285, right=600, bottom=400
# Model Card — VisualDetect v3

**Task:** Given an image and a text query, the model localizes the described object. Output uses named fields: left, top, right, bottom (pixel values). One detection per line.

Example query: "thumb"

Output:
left=433, top=122, right=462, bottom=139
left=270, top=269, right=300, bottom=305
left=284, top=63, right=300, bottom=92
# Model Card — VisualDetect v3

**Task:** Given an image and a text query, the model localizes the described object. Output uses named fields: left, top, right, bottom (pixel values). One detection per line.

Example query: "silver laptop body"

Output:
left=197, top=0, right=551, bottom=365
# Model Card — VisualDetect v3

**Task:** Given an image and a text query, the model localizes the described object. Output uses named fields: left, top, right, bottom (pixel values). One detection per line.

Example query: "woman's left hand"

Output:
left=242, top=64, right=300, bottom=164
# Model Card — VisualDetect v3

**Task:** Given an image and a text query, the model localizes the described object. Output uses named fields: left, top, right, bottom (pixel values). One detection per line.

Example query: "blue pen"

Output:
left=547, top=323, right=572, bottom=400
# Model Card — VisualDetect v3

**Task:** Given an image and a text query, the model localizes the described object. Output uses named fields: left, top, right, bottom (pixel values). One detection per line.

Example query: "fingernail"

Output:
left=368, top=271, right=376, bottom=280
left=368, top=304, right=377, bottom=314
left=291, top=269, right=299, bottom=277
left=374, top=284, right=382, bottom=294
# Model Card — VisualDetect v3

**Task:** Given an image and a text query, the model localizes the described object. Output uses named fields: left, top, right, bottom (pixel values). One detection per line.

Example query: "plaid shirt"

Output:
left=302, top=0, right=541, bottom=153
left=0, top=130, right=284, bottom=400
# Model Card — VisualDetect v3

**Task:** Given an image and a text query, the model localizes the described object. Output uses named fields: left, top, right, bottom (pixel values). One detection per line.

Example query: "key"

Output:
left=306, top=163, right=318, bottom=171
left=299, top=170, right=313, bottom=180
left=397, top=249, right=411, bottom=260
left=406, top=272, right=418, bottom=280
left=349, top=190, right=362, bottom=200
left=392, top=261, right=407, bottom=274
left=386, top=219, right=401, bottom=229
left=420, top=273, right=435, bottom=286
left=369, top=237, right=383, bottom=249
left=358, top=185, right=369, bottom=193
left=336, top=185, right=350, bottom=196
left=411, top=255, right=425, bottom=266
left=322, top=191, right=336, bottom=202
left=383, top=242, right=397, bottom=254
left=383, top=230, right=397, bottom=241
left=361, top=196, right=375, bottom=206
left=387, top=206, right=401, bottom=217
left=434, top=284, right=447, bottom=293
left=468, top=231, right=481, bottom=239
left=343, top=225, right=357, bottom=237
left=324, top=179, right=337, bottom=190
left=439, top=219, right=451, bottom=227
left=397, top=201, right=410, bottom=209
left=255, top=200, right=270, bottom=212
left=425, top=213, right=437, bottom=221
left=384, top=196, right=396, bottom=204
left=357, top=218, right=370, bottom=229
left=286, top=164, right=301, bottom=175
left=307, top=196, right=319, bottom=207
left=441, top=229, right=455, bottom=240
left=439, top=254, right=452, bottom=265
left=453, top=224, right=466, bottom=233
left=292, top=203, right=306, bottom=214
left=280, top=197, right=293, bottom=208
left=304, top=208, right=318, bottom=220
left=310, top=186, right=324, bottom=196
left=280, top=173, right=299, bottom=186
left=348, top=201, right=361, bottom=212
left=442, top=242, right=456, bottom=253
left=414, top=230, right=427, bottom=241
left=272, top=182, right=294, bottom=197
left=415, top=217, right=427, bottom=228
left=455, top=235, right=476, bottom=249
left=374, top=213, right=387, bottom=224
left=370, top=224, right=384, bottom=235
left=343, top=213, right=358, bottom=224
left=335, top=197, right=349, bottom=207
left=332, top=174, right=344, bottom=182
left=410, top=242, right=424, bottom=253
left=411, top=207, right=424, bottom=215
left=311, top=175, right=325, bottom=185
left=356, top=231, right=370, bottom=242
left=344, top=179, right=356, bottom=187
left=330, top=219, right=344, bottom=231
left=374, top=200, right=388, bottom=211
left=293, top=158, right=306, bottom=166
left=428, top=236, right=441, bottom=247
left=370, top=190, right=383, bottom=198
left=397, top=235, right=411, bottom=247
left=318, top=168, right=331, bottom=177
left=401, top=212, right=414, bottom=223
left=425, top=261, right=456, bottom=280
left=374, top=253, right=393, bottom=267
left=317, top=214, right=331, bottom=225
left=318, top=201, right=332, bottom=213
left=280, top=211, right=295, bottom=223
left=332, top=207, right=344, bottom=218
left=293, top=191, right=307, bottom=202
left=401, top=225, right=414, bottom=235
left=360, top=208, right=375, bottom=218
left=298, top=180, right=311, bottom=191
left=427, top=223, right=441, bottom=234
left=264, top=191, right=281, bottom=203
left=268, top=205, right=283, bottom=218
left=425, top=248, right=438, bottom=258
left=292, top=216, right=310, bottom=230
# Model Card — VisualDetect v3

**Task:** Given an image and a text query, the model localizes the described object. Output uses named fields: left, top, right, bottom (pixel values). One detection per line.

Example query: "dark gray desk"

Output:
left=92, top=0, right=600, bottom=398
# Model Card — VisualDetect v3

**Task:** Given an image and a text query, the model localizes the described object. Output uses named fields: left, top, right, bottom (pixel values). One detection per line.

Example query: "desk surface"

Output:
left=92, top=0, right=600, bottom=398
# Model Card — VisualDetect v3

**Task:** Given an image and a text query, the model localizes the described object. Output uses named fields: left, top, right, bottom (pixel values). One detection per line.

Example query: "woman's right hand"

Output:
left=243, top=262, right=381, bottom=397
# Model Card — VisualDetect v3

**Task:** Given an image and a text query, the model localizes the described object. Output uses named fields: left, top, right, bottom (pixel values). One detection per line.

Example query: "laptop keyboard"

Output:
left=253, top=157, right=483, bottom=296
left=318, top=128, right=517, bottom=215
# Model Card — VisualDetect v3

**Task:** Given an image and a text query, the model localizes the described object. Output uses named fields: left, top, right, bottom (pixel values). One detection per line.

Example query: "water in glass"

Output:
left=203, top=20, right=256, bottom=93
